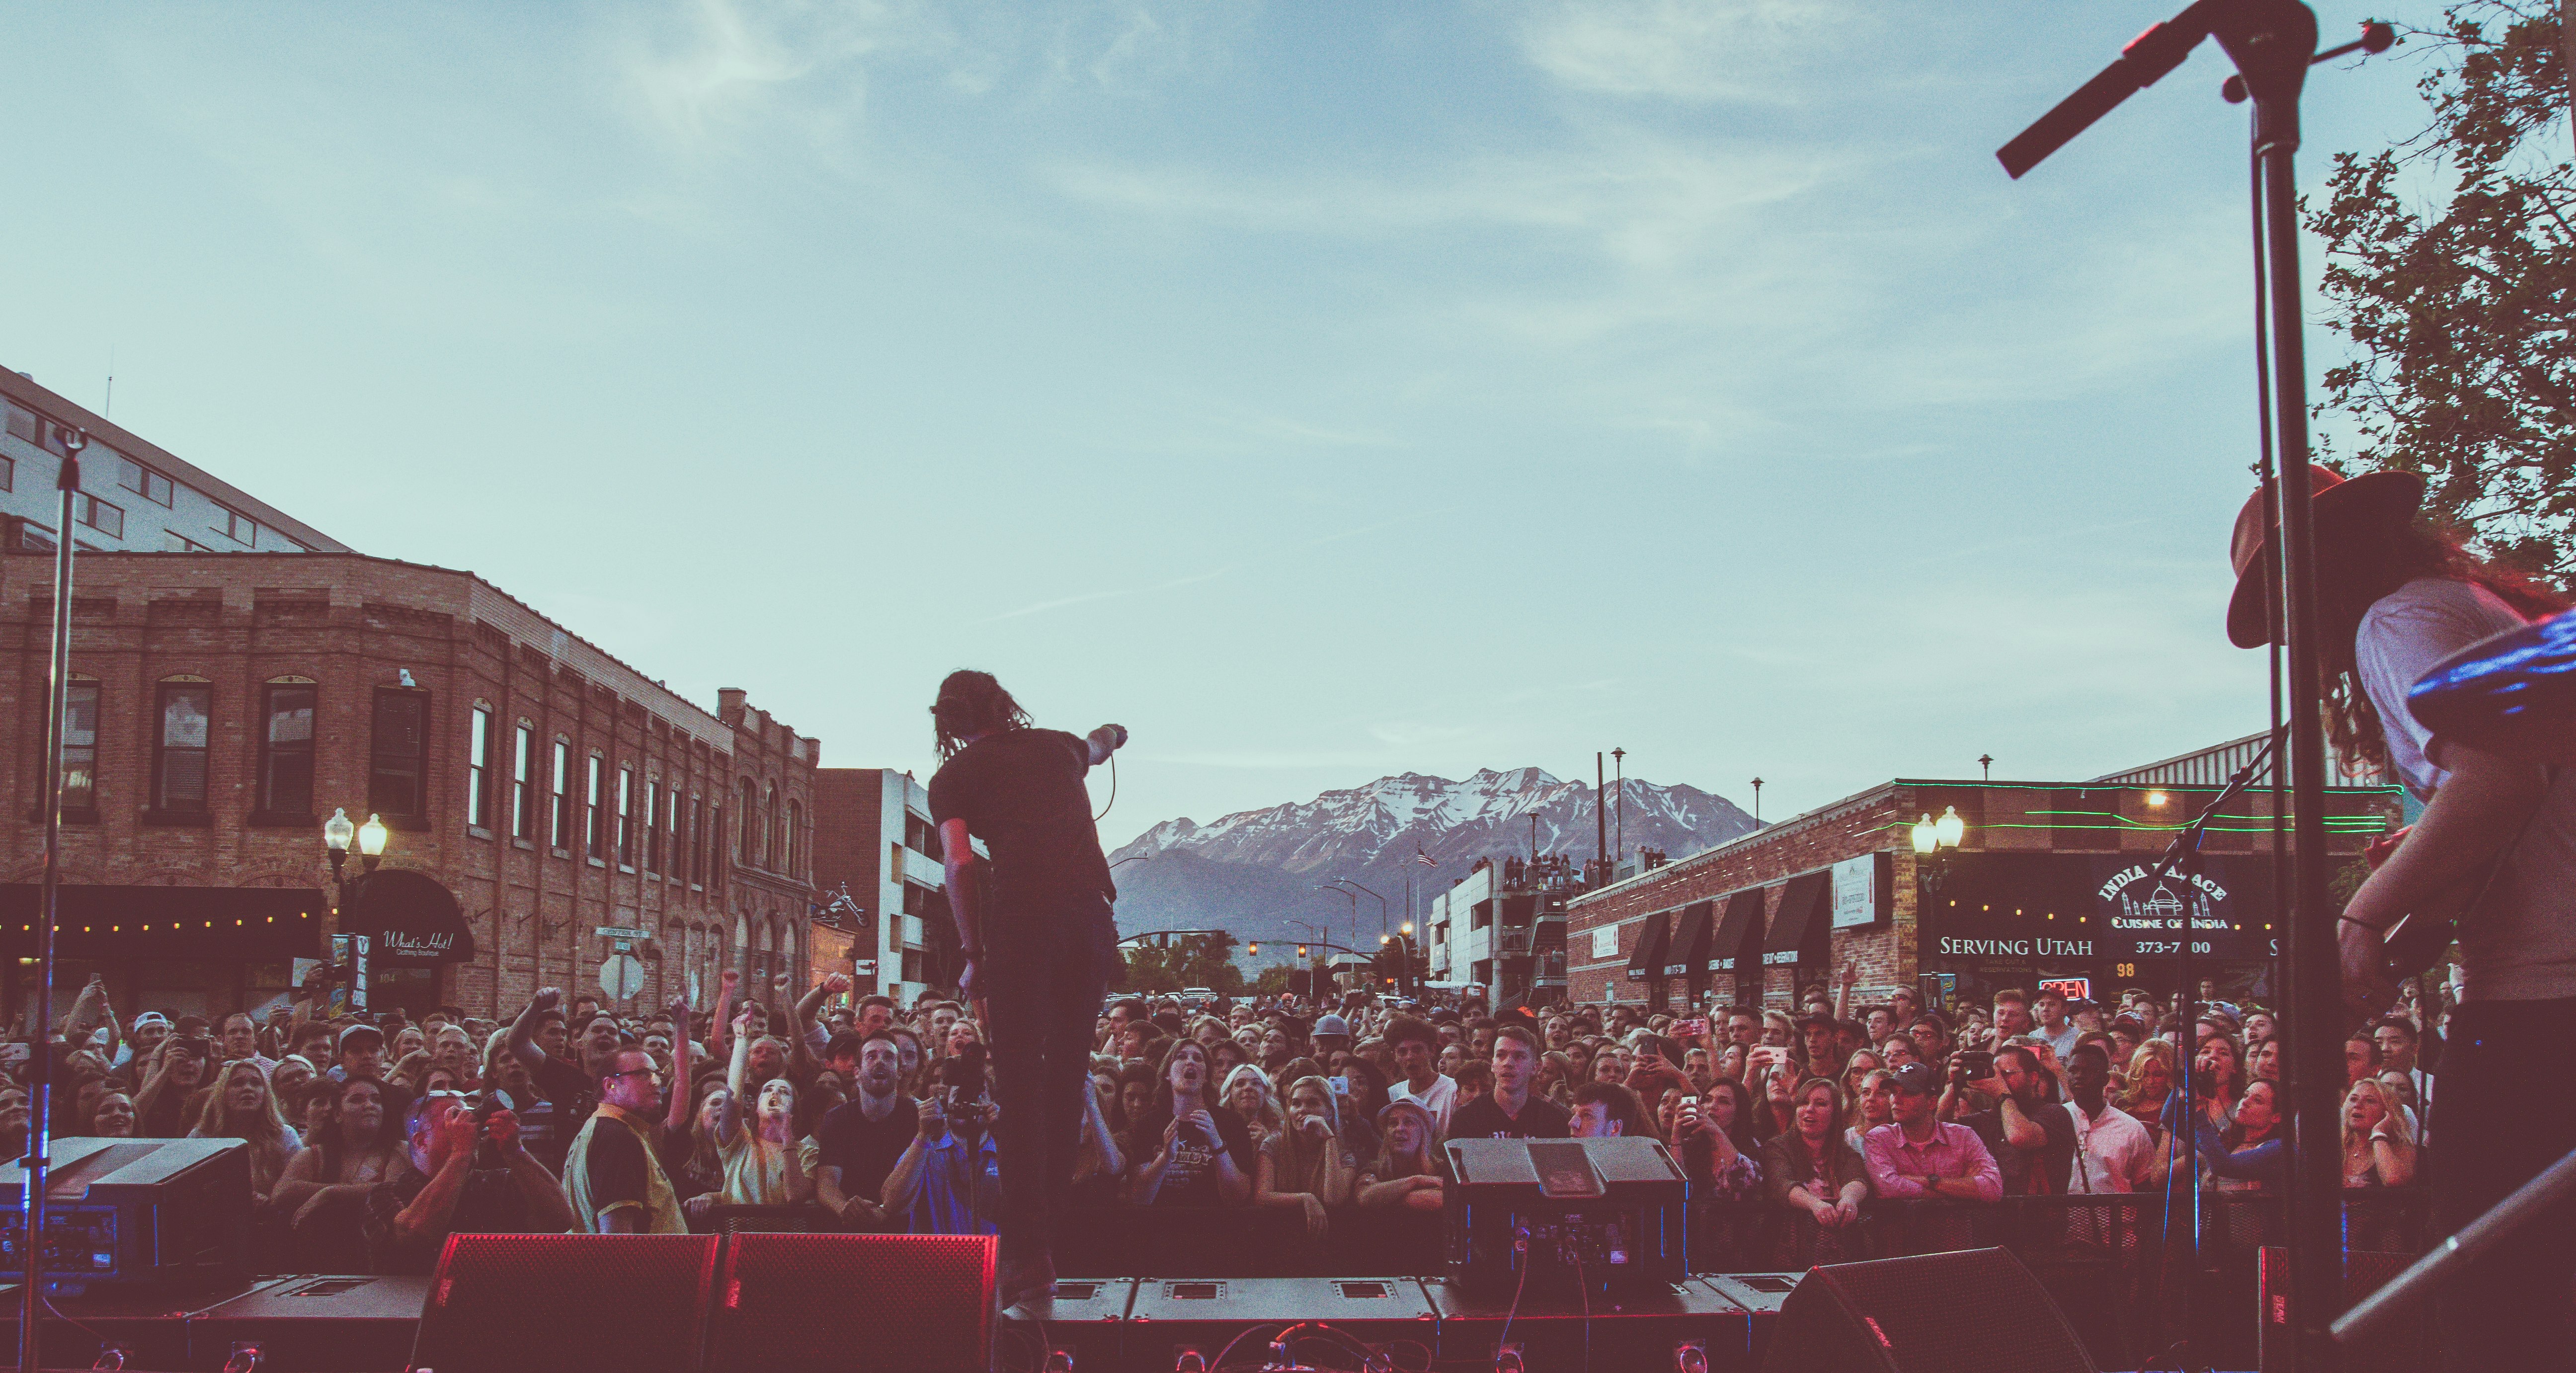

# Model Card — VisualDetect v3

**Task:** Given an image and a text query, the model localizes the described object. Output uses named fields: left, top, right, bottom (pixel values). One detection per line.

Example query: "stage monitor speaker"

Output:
left=1127, top=1277, right=1439, bottom=1373
left=2257, top=1246, right=2435, bottom=1373
left=1699, top=1274, right=1803, bottom=1367
left=1444, top=1136, right=1688, bottom=1297
left=409, top=1233, right=718, bottom=1373
left=185, top=1274, right=429, bottom=1372
left=1761, top=1248, right=2096, bottom=1373
left=707, top=1233, right=993, bottom=1373
left=1425, top=1274, right=1751, bottom=1371
left=1001, top=1278, right=1134, bottom=1373
left=0, top=1137, right=252, bottom=1292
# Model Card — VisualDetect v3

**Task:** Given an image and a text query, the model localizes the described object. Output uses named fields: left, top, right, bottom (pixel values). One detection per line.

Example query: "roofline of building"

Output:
left=2088, top=731, right=2266, bottom=784
left=1566, top=772, right=2400, bottom=910
left=0, top=369, right=352, bottom=555
left=35, top=548, right=782, bottom=750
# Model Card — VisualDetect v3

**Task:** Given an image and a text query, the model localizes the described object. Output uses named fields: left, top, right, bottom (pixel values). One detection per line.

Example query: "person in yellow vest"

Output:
left=562, top=1047, right=686, bottom=1234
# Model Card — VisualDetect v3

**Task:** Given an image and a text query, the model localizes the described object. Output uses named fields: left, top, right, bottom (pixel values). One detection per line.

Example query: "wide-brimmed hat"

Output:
left=2227, top=468, right=2427, bottom=648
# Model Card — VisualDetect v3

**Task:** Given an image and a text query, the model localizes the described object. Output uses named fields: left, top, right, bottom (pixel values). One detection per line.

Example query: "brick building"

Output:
left=1567, top=769, right=2396, bottom=1019
left=0, top=549, right=818, bottom=1022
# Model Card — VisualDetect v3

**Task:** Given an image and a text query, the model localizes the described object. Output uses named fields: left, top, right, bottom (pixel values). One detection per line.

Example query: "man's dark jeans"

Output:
left=2432, top=997, right=2576, bottom=1368
left=982, top=894, right=1117, bottom=1263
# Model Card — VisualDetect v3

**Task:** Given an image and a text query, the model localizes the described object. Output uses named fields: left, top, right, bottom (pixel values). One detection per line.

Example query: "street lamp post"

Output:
left=322, top=807, right=391, bottom=911
left=1751, top=778, right=1764, bottom=823
left=1333, top=878, right=1388, bottom=940
left=1612, top=747, right=1625, bottom=863
left=1315, top=884, right=1360, bottom=957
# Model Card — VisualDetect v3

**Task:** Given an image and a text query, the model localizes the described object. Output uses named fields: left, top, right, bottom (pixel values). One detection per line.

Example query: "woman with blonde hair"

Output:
left=2341, top=1077, right=2417, bottom=1188
left=1353, top=1100, right=1444, bottom=1211
left=189, top=1060, right=302, bottom=1203
left=1253, top=1075, right=1359, bottom=1236
left=1220, top=1063, right=1284, bottom=1141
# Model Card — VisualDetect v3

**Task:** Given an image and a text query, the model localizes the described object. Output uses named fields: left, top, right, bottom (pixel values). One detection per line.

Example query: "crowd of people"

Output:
left=0, top=954, right=2443, bottom=1277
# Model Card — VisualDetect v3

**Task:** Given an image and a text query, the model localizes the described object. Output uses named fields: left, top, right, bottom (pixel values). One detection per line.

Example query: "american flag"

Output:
left=1414, top=848, right=1437, bottom=868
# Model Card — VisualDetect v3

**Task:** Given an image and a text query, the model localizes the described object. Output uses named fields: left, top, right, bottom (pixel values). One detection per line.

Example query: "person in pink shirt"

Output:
left=1862, top=1063, right=2002, bottom=1203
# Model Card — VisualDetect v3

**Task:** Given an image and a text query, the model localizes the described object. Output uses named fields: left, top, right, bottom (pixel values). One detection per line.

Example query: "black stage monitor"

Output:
left=1444, top=1136, right=1687, bottom=1298
left=0, top=1137, right=251, bottom=1294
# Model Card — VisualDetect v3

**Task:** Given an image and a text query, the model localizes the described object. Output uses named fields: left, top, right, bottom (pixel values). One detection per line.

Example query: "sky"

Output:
left=0, top=1, right=2453, bottom=849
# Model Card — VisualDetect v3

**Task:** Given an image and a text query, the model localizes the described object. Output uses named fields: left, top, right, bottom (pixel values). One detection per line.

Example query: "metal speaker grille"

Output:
left=411, top=1233, right=718, bottom=1373
left=710, top=1233, right=995, bottom=1373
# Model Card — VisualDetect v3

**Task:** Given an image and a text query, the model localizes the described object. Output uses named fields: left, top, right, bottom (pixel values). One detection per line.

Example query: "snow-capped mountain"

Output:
left=1107, top=769, right=1759, bottom=951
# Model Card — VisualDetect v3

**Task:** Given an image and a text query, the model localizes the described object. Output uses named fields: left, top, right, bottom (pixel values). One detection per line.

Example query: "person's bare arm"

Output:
left=665, top=999, right=694, bottom=1135
left=391, top=1115, right=479, bottom=1242
left=269, top=1144, right=329, bottom=1211
left=600, top=1207, right=646, bottom=1234
left=881, top=1100, right=941, bottom=1214
left=507, top=989, right=559, bottom=1070
left=941, top=819, right=982, bottom=1005
left=2341, top=744, right=2550, bottom=1018
left=486, top=1112, right=576, bottom=1232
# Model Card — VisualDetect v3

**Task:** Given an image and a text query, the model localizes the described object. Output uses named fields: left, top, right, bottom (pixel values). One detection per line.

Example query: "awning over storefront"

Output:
left=1707, top=890, right=1765, bottom=973
left=1661, top=901, right=1712, bottom=979
left=1623, top=909, right=1671, bottom=982
left=1762, top=873, right=1832, bottom=967
left=348, top=869, right=476, bottom=967
left=0, top=885, right=323, bottom=961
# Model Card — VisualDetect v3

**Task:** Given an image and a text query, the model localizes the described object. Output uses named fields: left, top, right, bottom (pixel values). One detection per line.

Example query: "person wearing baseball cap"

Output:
left=1859, top=1063, right=2000, bottom=1203
left=1310, top=1014, right=1352, bottom=1056
left=334, top=1023, right=387, bottom=1084
left=2226, top=464, right=2576, bottom=1367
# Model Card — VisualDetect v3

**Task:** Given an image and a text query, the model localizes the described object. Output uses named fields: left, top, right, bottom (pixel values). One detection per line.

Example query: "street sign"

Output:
left=596, top=926, right=651, bottom=941
left=599, top=953, right=645, bottom=1001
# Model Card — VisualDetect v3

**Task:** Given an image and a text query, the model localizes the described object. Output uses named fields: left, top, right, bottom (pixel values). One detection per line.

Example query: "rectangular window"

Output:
left=512, top=725, right=534, bottom=840
left=367, top=689, right=430, bottom=819
left=258, top=684, right=316, bottom=816
left=667, top=787, right=681, bottom=878
left=466, top=705, right=493, bottom=829
left=710, top=806, right=724, bottom=891
left=163, top=530, right=208, bottom=552
left=689, top=797, right=703, bottom=884
left=550, top=740, right=570, bottom=849
left=643, top=780, right=659, bottom=870
left=2, top=404, right=34, bottom=444
left=585, top=756, right=604, bottom=859
left=17, top=523, right=51, bottom=553
left=153, top=683, right=212, bottom=812
left=59, top=682, right=97, bottom=813
left=116, top=458, right=173, bottom=506
left=618, top=767, right=635, bottom=866
left=0, top=454, right=14, bottom=491
left=219, top=508, right=256, bottom=546
left=76, top=493, right=122, bottom=539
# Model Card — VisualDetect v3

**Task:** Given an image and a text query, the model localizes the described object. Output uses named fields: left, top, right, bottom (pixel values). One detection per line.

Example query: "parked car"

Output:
left=1180, top=986, right=1217, bottom=1008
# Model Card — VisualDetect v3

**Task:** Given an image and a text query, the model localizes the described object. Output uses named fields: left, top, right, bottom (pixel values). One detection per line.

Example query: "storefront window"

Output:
left=59, top=680, right=97, bottom=813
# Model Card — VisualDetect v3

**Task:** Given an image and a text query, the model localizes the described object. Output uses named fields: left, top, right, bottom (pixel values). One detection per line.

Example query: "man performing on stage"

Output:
left=927, top=669, right=1127, bottom=1306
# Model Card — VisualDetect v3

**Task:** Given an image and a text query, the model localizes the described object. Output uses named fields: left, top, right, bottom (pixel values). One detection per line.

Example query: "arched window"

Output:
left=786, top=800, right=804, bottom=878
left=764, top=784, right=779, bottom=870
left=733, top=913, right=750, bottom=981
left=738, top=779, right=756, bottom=863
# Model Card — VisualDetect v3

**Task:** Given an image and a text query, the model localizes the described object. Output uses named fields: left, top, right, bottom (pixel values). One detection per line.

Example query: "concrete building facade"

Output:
left=0, top=370, right=347, bottom=557
left=810, top=767, right=958, bottom=1009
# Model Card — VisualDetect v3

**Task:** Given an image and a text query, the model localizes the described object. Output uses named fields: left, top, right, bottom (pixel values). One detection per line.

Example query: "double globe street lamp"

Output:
left=322, top=806, right=390, bottom=912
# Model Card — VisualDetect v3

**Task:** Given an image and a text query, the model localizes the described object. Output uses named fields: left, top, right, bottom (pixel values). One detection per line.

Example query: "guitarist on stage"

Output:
left=2226, top=468, right=2572, bottom=1367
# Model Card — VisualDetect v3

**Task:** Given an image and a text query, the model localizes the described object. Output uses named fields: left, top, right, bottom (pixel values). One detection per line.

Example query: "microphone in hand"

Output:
left=1091, top=724, right=1129, bottom=752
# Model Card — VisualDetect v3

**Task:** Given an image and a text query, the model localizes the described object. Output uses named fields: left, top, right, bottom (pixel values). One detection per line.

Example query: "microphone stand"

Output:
left=2129, top=729, right=2278, bottom=1373
left=2000, top=9, right=2396, bottom=1371
left=19, top=427, right=84, bottom=1373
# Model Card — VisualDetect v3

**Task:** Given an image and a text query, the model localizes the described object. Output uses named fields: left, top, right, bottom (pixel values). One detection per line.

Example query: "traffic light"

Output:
left=1248, top=941, right=1260, bottom=956
left=1297, top=944, right=1309, bottom=959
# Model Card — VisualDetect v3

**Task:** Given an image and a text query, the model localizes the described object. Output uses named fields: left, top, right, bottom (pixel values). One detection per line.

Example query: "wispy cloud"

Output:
left=1511, top=0, right=1861, bottom=104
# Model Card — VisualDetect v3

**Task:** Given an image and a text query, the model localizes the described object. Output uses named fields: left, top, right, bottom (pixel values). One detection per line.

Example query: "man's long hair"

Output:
left=2319, top=515, right=2567, bottom=780
left=932, top=670, right=1032, bottom=761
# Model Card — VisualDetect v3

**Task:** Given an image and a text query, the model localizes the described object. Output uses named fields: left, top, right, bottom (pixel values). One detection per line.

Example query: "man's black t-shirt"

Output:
left=1447, top=1093, right=1573, bottom=1141
left=928, top=728, right=1114, bottom=909
left=1965, top=1102, right=2075, bottom=1196
left=815, top=1096, right=919, bottom=1203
